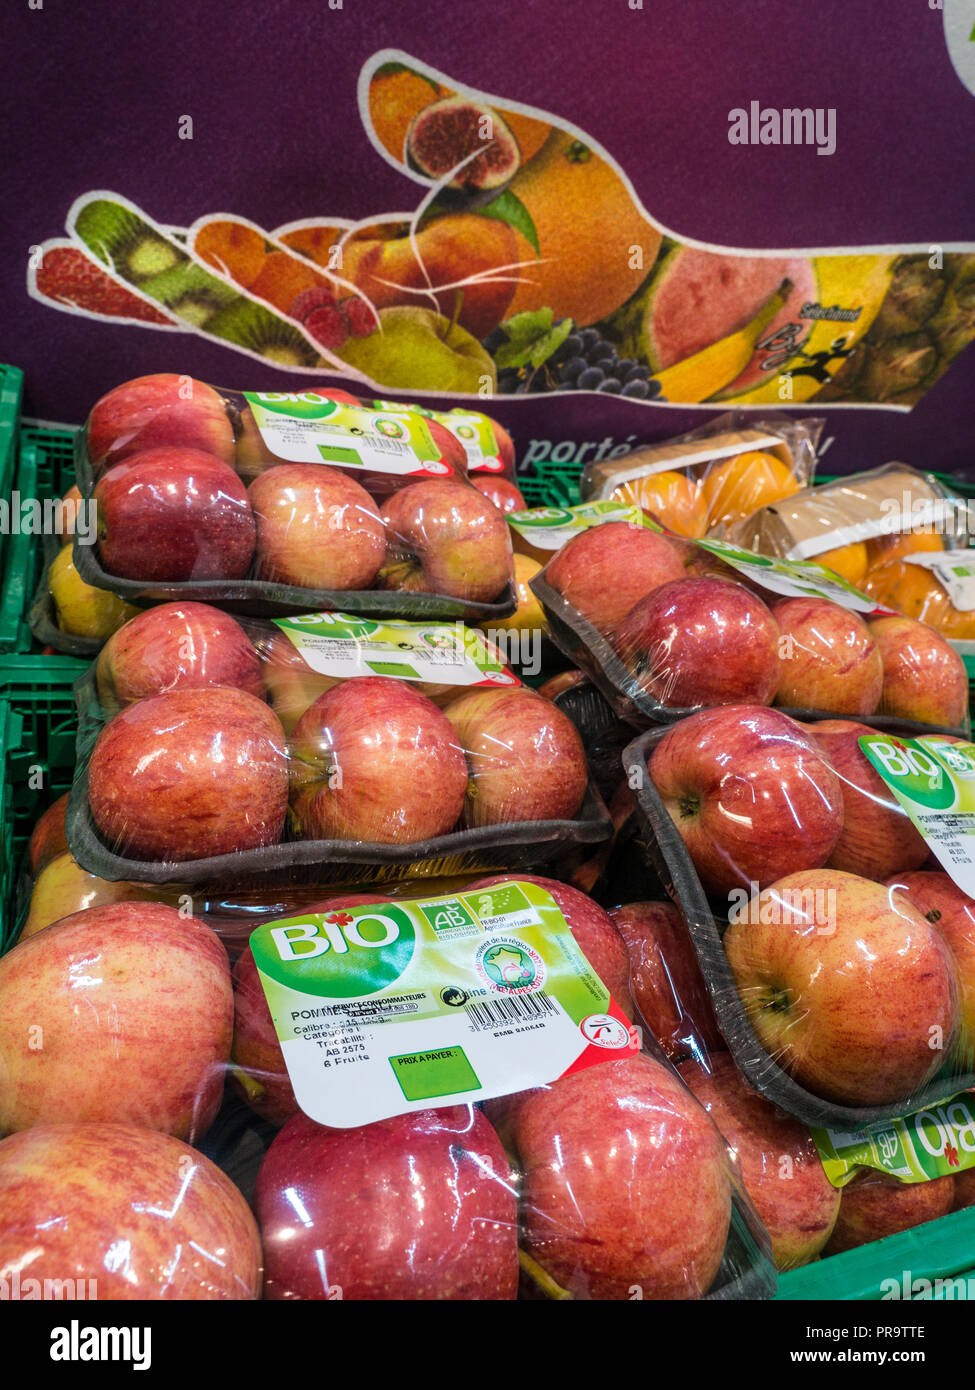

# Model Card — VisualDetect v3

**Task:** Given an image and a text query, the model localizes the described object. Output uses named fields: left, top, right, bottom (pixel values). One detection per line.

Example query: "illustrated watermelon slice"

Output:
left=644, top=246, right=818, bottom=395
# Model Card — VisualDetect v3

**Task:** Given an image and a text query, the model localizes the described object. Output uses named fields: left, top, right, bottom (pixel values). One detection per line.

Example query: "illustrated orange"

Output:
left=278, top=224, right=348, bottom=270
left=505, top=130, right=659, bottom=326
left=612, top=471, right=708, bottom=539
left=247, top=251, right=319, bottom=313
left=865, top=525, right=944, bottom=570
left=194, top=221, right=267, bottom=289
left=368, top=68, right=442, bottom=163
left=813, top=542, right=869, bottom=588
left=701, top=450, right=800, bottom=529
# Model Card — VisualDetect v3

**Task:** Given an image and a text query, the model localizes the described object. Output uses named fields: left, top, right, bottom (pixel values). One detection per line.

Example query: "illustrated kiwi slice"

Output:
left=71, top=194, right=320, bottom=360
left=73, top=200, right=182, bottom=283
left=202, top=298, right=320, bottom=366
left=136, top=264, right=239, bottom=326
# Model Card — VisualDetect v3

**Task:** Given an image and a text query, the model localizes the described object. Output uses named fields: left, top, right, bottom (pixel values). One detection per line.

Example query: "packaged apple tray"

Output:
left=70, top=373, right=518, bottom=622
left=63, top=607, right=611, bottom=888
left=623, top=707, right=975, bottom=1130
left=530, top=524, right=972, bottom=738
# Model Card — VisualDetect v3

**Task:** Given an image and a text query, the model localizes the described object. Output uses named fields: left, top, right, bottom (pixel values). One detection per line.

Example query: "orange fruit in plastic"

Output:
left=813, top=542, right=869, bottom=588
left=701, top=451, right=800, bottom=529
left=865, top=526, right=944, bottom=570
left=861, top=559, right=975, bottom=639
left=612, top=471, right=708, bottom=539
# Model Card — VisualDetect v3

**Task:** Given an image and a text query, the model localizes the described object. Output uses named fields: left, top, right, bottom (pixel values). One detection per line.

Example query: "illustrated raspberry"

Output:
left=304, top=304, right=348, bottom=351
left=342, top=296, right=378, bottom=338
left=289, top=284, right=338, bottom=322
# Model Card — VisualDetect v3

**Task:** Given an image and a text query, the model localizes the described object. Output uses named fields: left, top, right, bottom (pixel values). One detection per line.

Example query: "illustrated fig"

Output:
left=407, top=96, right=520, bottom=197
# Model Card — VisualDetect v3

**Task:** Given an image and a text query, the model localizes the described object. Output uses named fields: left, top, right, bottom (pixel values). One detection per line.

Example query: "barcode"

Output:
left=367, top=434, right=414, bottom=455
left=465, top=992, right=558, bottom=1031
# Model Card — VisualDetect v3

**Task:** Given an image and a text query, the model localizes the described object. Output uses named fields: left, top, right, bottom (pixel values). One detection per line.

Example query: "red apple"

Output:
left=288, top=676, right=469, bottom=843
left=0, top=1123, right=261, bottom=1300
left=771, top=596, right=883, bottom=716
left=231, top=893, right=394, bottom=1126
left=803, top=719, right=929, bottom=882
left=0, top=902, right=232, bottom=1139
left=86, top=373, right=235, bottom=472
left=870, top=615, right=969, bottom=729
left=724, top=869, right=960, bottom=1105
left=824, top=1170, right=956, bottom=1254
left=469, top=475, right=526, bottom=514
left=88, top=686, right=289, bottom=861
left=610, top=901, right=723, bottom=1057
left=469, top=874, right=633, bottom=1020
left=444, top=686, right=588, bottom=826
left=954, top=1168, right=975, bottom=1210
left=249, top=464, right=386, bottom=590
left=255, top=1107, right=518, bottom=1300
left=885, top=871, right=975, bottom=1067
left=95, top=602, right=264, bottom=714
left=679, top=1053, right=840, bottom=1270
left=27, top=793, right=70, bottom=876
left=511, top=1052, right=731, bottom=1299
left=379, top=480, right=513, bottom=602
left=615, top=577, right=781, bottom=709
left=94, top=447, right=256, bottom=581
left=542, top=521, right=686, bottom=636
left=649, top=706, right=844, bottom=895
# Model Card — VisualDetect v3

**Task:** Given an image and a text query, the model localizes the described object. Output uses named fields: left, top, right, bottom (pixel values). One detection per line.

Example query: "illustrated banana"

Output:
left=650, top=279, right=792, bottom=403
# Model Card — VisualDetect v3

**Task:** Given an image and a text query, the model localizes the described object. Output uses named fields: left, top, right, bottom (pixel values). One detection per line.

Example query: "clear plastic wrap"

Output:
left=66, top=604, right=609, bottom=885
left=580, top=412, right=821, bottom=538
left=0, top=856, right=777, bottom=1299
left=530, top=515, right=970, bottom=733
left=863, top=549, right=975, bottom=643
left=624, top=705, right=975, bottom=1128
left=727, top=461, right=973, bottom=595
left=71, top=374, right=517, bottom=621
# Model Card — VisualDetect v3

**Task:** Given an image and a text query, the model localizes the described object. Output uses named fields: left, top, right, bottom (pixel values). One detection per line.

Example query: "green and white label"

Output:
left=813, top=1090, right=975, bottom=1187
left=370, top=401, right=503, bottom=473
left=243, top=392, right=451, bottom=477
left=250, top=880, right=638, bottom=1128
left=693, top=536, right=877, bottom=610
left=272, top=611, right=520, bottom=685
left=860, top=734, right=975, bottom=895
left=507, top=500, right=655, bottom=550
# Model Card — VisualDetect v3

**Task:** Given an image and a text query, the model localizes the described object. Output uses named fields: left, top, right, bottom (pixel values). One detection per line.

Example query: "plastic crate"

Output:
left=0, top=656, right=86, bottom=951
left=517, top=458, right=583, bottom=509
left=0, top=420, right=78, bottom=653
left=775, top=1204, right=975, bottom=1301
left=0, top=366, right=25, bottom=585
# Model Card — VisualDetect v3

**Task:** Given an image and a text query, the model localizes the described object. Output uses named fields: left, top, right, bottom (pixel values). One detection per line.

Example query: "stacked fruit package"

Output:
left=729, top=463, right=975, bottom=643
left=0, top=862, right=777, bottom=1299
left=61, top=601, right=611, bottom=886
left=69, top=373, right=519, bottom=620
left=528, top=503, right=971, bottom=731
left=580, top=413, right=820, bottom=539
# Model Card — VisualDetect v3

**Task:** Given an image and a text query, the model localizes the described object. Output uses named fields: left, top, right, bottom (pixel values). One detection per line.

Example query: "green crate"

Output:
left=0, top=656, right=87, bottom=951
left=775, top=1204, right=975, bottom=1301
left=0, top=420, right=79, bottom=653
left=518, top=459, right=583, bottom=509
left=0, top=366, right=25, bottom=582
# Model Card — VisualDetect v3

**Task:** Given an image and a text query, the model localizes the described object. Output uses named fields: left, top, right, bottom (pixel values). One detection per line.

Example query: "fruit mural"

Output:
left=26, top=50, right=975, bottom=409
